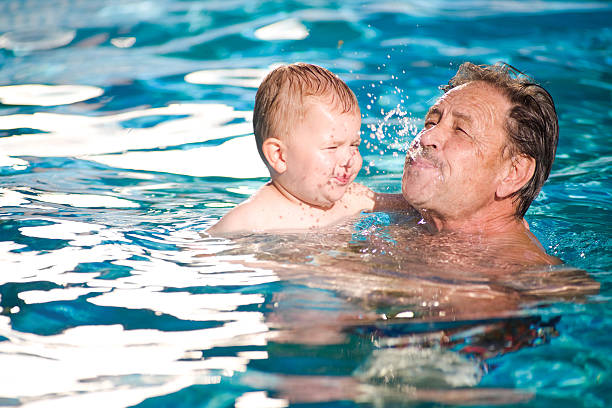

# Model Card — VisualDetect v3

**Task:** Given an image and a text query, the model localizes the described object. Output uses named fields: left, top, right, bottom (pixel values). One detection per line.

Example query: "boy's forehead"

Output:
left=269, top=94, right=360, bottom=141
left=302, top=95, right=360, bottom=117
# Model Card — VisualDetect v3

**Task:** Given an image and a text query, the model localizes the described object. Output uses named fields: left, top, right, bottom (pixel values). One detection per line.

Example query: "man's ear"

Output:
left=262, top=138, right=287, bottom=174
left=496, top=154, right=535, bottom=198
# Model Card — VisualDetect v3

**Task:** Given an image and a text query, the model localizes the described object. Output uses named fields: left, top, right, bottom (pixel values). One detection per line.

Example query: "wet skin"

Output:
left=402, top=81, right=514, bottom=228
left=399, top=81, right=560, bottom=265
left=272, top=99, right=363, bottom=209
left=206, top=99, right=380, bottom=234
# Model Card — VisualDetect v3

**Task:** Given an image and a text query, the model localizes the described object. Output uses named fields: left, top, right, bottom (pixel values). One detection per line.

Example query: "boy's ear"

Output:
left=262, top=138, right=287, bottom=174
left=496, top=154, right=535, bottom=198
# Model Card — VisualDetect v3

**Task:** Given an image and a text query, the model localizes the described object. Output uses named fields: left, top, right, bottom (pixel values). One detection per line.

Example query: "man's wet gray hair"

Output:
left=442, top=62, right=559, bottom=218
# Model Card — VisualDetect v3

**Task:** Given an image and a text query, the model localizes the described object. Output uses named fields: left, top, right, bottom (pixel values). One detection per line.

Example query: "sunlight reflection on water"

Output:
left=0, top=84, right=103, bottom=106
left=0, top=101, right=268, bottom=177
left=0, top=0, right=609, bottom=407
left=0, top=219, right=277, bottom=406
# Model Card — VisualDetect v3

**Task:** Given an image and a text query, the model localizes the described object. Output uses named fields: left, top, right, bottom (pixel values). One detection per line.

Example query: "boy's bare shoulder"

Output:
left=206, top=201, right=254, bottom=235
left=207, top=184, right=291, bottom=235
left=206, top=188, right=272, bottom=235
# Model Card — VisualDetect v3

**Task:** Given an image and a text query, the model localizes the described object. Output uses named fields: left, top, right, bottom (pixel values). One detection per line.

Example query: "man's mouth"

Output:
left=408, top=155, right=438, bottom=169
left=406, top=146, right=440, bottom=170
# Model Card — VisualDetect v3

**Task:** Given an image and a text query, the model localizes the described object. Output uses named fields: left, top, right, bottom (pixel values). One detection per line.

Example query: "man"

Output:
left=402, top=62, right=561, bottom=266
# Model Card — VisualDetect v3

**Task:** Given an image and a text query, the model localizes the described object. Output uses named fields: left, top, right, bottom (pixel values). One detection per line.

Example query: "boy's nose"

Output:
left=340, top=148, right=355, bottom=168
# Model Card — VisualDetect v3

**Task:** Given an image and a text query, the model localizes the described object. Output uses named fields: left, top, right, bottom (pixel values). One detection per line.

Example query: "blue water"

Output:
left=0, top=0, right=610, bottom=407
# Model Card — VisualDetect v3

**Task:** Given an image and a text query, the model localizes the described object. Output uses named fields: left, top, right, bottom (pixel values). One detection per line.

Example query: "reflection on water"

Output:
left=1, top=202, right=597, bottom=406
left=0, top=0, right=609, bottom=407
left=0, top=84, right=103, bottom=106
left=0, top=96, right=269, bottom=178
left=193, top=223, right=596, bottom=406
left=0, top=102, right=251, bottom=155
left=253, top=19, right=310, bottom=41
left=0, top=221, right=276, bottom=406
left=215, top=219, right=599, bottom=328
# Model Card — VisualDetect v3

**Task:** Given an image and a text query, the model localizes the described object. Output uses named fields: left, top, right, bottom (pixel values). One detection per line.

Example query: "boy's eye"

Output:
left=325, top=146, right=338, bottom=150
left=424, top=121, right=436, bottom=128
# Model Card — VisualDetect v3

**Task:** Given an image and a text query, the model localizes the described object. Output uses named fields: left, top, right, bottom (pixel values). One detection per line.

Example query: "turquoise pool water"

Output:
left=0, top=0, right=610, bottom=406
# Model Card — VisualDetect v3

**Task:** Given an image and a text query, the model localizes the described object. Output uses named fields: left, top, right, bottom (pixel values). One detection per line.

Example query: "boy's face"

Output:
left=281, top=99, right=362, bottom=208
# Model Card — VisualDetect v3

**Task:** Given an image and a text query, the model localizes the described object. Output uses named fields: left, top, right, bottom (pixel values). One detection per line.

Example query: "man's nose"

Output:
left=419, top=125, right=445, bottom=150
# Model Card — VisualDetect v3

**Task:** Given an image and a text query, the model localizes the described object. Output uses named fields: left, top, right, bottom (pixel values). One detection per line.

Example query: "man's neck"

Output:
left=419, top=207, right=562, bottom=266
left=419, top=207, right=525, bottom=236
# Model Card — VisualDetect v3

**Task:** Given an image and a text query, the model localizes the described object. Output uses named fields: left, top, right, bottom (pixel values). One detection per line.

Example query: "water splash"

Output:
left=363, top=103, right=420, bottom=175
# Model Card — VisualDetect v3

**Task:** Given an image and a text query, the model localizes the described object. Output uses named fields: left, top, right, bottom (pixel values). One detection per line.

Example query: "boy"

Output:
left=207, top=63, right=406, bottom=235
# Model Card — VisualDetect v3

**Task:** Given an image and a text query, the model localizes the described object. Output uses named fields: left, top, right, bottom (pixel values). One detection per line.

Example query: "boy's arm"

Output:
left=345, top=183, right=414, bottom=213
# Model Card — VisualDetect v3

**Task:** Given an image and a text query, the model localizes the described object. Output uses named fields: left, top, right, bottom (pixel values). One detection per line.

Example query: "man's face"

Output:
left=282, top=100, right=362, bottom=208
left=402, top=81, right=512, bottom=220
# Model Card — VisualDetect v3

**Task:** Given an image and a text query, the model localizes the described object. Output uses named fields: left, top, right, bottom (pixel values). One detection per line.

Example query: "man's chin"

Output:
left=401, top=183, right=435, bottom=209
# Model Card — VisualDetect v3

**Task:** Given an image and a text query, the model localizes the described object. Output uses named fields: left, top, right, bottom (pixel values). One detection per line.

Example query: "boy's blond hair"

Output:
left=253, top=63, right=359, bottom=166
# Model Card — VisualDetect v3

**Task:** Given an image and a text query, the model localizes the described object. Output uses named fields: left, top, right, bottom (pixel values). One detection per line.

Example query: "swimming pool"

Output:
left=0, top=0, right=610, bottom=406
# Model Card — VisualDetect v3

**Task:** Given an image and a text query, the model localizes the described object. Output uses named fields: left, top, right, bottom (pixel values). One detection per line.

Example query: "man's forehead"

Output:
left=428, top=81, right=508, bottom=117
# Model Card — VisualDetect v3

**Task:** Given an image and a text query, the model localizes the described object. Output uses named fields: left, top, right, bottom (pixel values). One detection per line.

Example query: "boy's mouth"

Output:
left=333, top=174, right=351, bottom=185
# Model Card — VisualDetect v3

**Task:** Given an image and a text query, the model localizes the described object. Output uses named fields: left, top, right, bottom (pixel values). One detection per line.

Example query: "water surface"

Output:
left=0, top=1, right=610, bottom=407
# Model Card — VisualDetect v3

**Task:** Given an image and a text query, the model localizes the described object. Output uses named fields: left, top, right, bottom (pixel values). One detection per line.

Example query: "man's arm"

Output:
left=372, top=192, right=415, bottom=212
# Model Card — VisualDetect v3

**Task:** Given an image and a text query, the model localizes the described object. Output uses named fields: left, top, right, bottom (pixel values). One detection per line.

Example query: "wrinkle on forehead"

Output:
left=445, top=81, right=509, bottom=117
left=437, top=82, right=510, bottom=151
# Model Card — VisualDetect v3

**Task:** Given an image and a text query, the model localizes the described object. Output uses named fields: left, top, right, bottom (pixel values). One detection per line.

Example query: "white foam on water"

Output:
left=18, top=287, right=111, bottom=304
left=110, top=36, right=136, bottom=48
left=0, top=322, right=268, bottom=406
left=88, top=287, right=265, bottom=321
left=35, top=192, right=139, bottom=208
left=87, top=135, right=268, bottom=178
left=0, top=155, right=29, bottom=169
left=0, top=188, right=29, bottom=206
left=254, top=18, right=309, bottom=41
left=0, top=28, right=76, bottom=53
left=236, top=391, right=289, bottom=408
left=106, top=253, right=279, bottom=288
left=0, top=103, right=252, bottom=157
left=20, top=219, right=105, bottom=240
left=0, top=84, right=103, bottom=106
left=0, top=244, right=136, bottom=285
left=226, top=186, right=258, bottom=195
left=185, top=68, right=270, bottom=88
